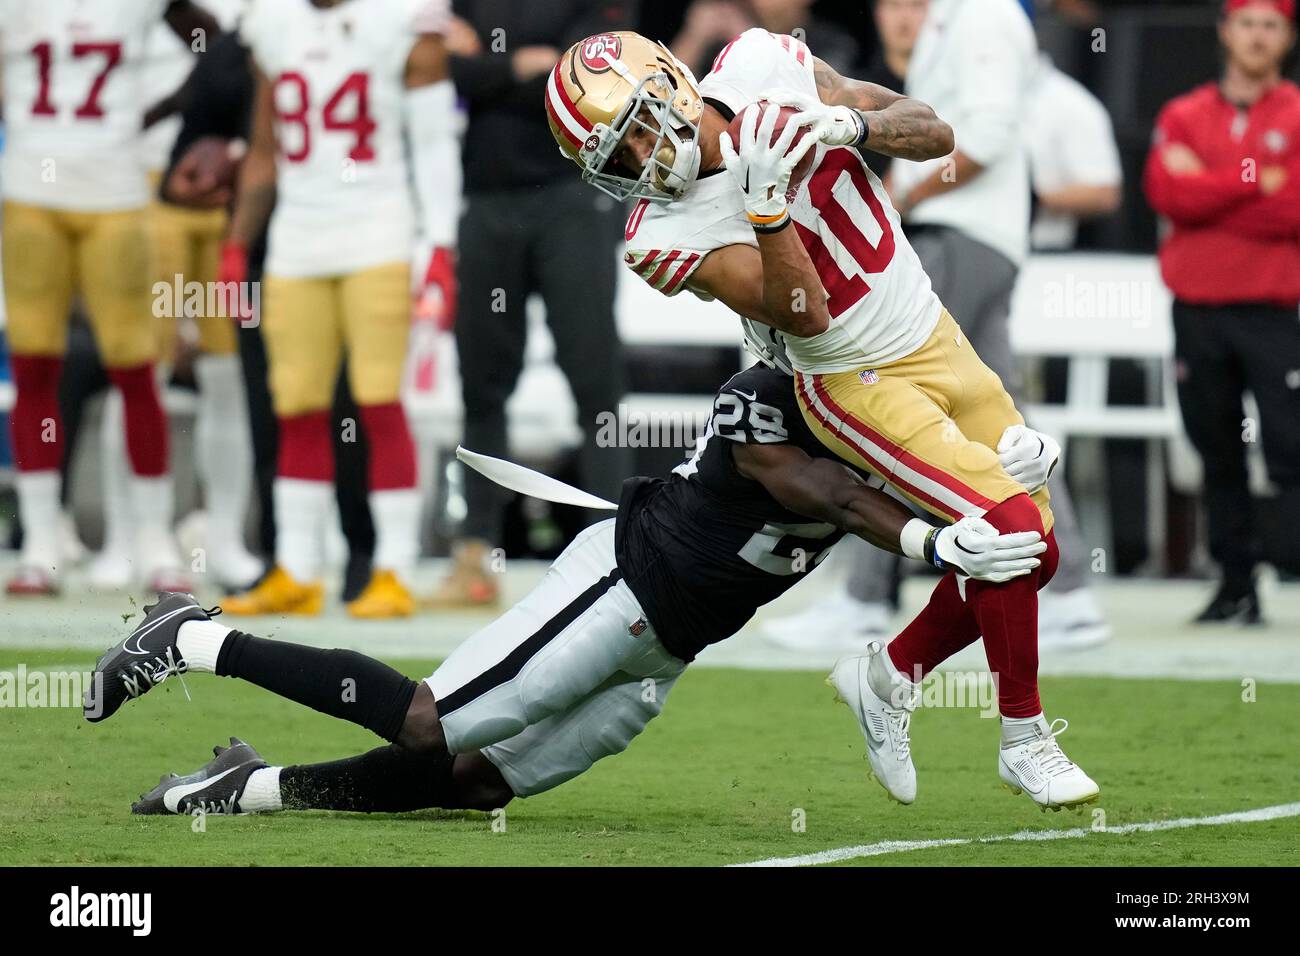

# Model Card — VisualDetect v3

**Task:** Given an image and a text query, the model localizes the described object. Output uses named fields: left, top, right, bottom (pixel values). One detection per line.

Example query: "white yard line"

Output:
left=731, top=801, right=1300, bottom=867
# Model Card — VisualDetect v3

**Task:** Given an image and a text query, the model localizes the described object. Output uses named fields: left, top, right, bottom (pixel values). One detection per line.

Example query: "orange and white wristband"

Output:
left=747, top=208, right=791, bottom=234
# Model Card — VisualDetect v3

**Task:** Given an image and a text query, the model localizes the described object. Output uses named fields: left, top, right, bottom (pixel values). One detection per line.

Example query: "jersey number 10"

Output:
left=273, top=71, right=377, bottom=163
left=795, top=149, right=897, bottom=318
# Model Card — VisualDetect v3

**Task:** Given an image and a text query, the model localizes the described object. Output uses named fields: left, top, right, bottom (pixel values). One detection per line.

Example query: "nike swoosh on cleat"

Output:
left=123, top=606, right=193, bottom=655
left=162, top=764, right=247, bottom=813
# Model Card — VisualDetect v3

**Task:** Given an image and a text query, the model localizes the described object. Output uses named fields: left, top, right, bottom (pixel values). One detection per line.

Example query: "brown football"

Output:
left=184, top=135, right=240, bottom=190
left=726, top=101, right=817, bottom=199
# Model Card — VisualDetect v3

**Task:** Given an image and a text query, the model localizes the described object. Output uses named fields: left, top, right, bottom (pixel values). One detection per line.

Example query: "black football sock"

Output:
left=215, top=631, right=418, bottom=742
left=279, top=745, right=454, bottom=812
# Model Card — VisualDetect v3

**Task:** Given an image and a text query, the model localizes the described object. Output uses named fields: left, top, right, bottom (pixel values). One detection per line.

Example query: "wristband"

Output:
left=748, top=209, right=791, bottom=234
left=922, top=528, right=946, bottom=570
left=900, top=518, right=930, bottom=561
left=902, top=518, right=946, bottom=569
left=852, top=109, right=871, bottom=148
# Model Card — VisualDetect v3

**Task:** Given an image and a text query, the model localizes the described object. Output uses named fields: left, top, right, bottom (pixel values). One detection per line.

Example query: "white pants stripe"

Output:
left=425, top=520, right=686, bottom=797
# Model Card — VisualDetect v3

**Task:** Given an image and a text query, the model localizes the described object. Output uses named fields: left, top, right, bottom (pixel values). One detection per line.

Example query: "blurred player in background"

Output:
left=218, top=0, right=459, bottom=619
left=550, top=29, right=1099, bottom=808
left=0, top=0, right=219, bottom=595
left=91, top=0, right=262, bottom=593
left=1144, top=0, right=1300, bottom=624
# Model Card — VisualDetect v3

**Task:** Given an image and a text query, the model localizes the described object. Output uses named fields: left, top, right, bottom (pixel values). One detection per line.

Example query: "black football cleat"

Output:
left=84, top=592, right=217, bottom=723
left=133, top=738, right=268, bottom=815
left=1193, top=585, right=1263, bottom=626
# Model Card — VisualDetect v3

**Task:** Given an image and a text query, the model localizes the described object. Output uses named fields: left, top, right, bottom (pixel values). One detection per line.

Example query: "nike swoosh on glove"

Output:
left=935, top=516, right=1046, bottom=583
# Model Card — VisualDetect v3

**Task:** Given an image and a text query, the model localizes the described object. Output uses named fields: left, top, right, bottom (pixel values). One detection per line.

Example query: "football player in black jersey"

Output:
left=84, top=354, right=1056, bottom=818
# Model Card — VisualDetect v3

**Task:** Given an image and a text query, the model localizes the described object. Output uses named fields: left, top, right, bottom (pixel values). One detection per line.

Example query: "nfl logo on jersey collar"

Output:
left=859, top=369, right=880, bottom=386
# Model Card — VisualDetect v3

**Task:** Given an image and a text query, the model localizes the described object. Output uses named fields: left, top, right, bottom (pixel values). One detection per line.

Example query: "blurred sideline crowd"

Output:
left=0, top=0, right=1297, bottom=645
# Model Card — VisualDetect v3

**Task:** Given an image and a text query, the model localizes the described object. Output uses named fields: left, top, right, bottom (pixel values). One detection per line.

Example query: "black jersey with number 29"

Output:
left=614, top=364, right=882, bottom=662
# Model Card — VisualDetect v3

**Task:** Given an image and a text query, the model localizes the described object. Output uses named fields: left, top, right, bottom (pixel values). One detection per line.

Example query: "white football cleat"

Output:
left=763, top=593, right=891, bottom=653
left=999, top=717, right=1099, bottom=811
left=827, top=643, right=918, bottom=804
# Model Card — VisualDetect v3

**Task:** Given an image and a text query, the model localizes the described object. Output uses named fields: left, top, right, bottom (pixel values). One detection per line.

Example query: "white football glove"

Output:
left=997, top=425, right=1062, bottom=494
left=934, top=516, right=1046, bottom=583
left=763, top=88, right=866, bottom=147
left=717, top=102, right=826, bottom=220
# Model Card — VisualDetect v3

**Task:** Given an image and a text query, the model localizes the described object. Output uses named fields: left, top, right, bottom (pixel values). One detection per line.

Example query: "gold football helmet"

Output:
left=545, top=31, right=704, bottom=203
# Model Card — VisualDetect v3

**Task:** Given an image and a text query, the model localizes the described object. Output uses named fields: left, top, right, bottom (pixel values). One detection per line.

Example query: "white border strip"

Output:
left=731, top=801, right=1300, bottom=867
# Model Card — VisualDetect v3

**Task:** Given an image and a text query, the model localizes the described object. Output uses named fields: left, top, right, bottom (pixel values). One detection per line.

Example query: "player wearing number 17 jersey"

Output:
left=221, top=0, right=460, bottom=619
left=0, top=0, right=218, bottom=595
left=547, top=30, right=1100, bottom=810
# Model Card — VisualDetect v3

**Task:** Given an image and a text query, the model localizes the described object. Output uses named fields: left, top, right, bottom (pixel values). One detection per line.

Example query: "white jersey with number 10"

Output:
left=241, top=0, right=448, bottom=278
left=624, top=28, right=942, bottom=374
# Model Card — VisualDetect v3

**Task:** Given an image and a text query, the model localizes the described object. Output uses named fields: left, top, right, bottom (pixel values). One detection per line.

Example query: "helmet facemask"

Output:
left=581, top=72, right=702, bottom=204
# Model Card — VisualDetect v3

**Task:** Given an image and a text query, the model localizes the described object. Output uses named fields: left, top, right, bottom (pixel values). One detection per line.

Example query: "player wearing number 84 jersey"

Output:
left=223, top=0, right=461, bottom=618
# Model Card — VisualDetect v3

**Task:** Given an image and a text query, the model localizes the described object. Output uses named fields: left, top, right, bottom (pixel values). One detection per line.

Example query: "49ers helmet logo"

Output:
left=579, top=33, right=622, bottom=73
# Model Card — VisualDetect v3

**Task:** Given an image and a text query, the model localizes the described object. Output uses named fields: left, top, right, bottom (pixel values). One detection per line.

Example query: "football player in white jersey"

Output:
left=218, top=0, right=459, bottom=619
left=0, top=0, right=219, bottom=595
left=545, top=30, right=1100, bottom=810
left=91, top=0, right=264, bottom=594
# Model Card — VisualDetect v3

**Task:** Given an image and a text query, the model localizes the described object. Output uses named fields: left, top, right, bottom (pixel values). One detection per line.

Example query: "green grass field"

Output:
left=2, top=647, right=1297, bottom=867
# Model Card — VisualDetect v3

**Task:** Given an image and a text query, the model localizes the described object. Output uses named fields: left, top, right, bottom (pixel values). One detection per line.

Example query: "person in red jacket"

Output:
left=1144, top=0, right=1300, bottom=625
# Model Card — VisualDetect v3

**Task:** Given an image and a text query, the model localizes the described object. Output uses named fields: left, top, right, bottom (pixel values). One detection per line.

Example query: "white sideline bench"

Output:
left=1009, top=253, right=1183, bottom=569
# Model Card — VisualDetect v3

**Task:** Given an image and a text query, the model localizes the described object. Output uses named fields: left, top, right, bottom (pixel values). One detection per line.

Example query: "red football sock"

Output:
left=967, top=494, right=1045, bottom=719
left=108, top=363, right=169, bottom=477
left=888, top=518, right=1061, bottom=699
left=359, top=402, right=417, bottom=491
left=8, top=355, right=64, bottom=472
left=887, top=571, right=981, bottom=682
left=277, top=410, right=334, bottom=481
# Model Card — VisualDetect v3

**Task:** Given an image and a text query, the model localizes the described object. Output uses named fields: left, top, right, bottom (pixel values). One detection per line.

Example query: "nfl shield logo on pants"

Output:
left=859, top=369, right=880, bottom=386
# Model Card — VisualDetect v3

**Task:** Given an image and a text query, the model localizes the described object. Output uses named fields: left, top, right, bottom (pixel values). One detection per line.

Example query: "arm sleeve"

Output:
left=405, top=79, right=461, bottom=246
left=1143, top=106, right=1258, bottom=226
